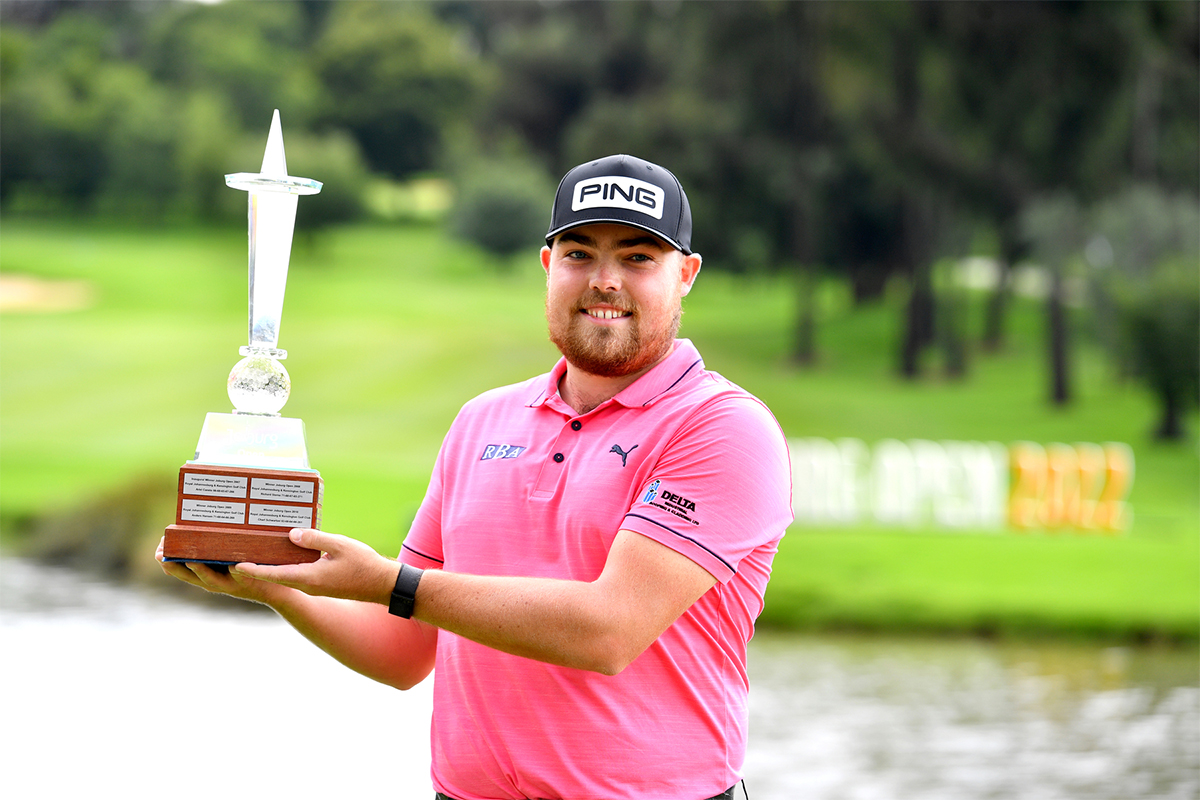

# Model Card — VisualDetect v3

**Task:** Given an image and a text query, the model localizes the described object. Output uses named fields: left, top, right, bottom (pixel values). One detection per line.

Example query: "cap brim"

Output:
left=545, top=218, right=691, bottom=255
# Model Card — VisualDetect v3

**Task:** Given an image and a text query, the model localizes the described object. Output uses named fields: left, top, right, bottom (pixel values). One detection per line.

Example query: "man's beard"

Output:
left=546, top=289, right=681, bottom=378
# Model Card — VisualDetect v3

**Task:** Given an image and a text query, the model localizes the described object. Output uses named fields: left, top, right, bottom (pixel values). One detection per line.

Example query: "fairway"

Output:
left=1, top=219, right=1196, bottom=640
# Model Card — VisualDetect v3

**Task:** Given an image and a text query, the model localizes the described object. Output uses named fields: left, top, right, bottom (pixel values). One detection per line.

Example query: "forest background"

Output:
left=1, top=0, right=1197, bottom=641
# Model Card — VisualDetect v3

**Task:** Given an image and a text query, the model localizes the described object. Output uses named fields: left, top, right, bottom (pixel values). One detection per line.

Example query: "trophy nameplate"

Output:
left=163, top=110, right=325, bottom=567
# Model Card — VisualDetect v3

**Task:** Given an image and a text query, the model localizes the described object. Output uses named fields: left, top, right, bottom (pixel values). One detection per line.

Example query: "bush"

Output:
left=1110, top=261, right=1199, bottom=439
left=450, top=160, right=554, bottom=265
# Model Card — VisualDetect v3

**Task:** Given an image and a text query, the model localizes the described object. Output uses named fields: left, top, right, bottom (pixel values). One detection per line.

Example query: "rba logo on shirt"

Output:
left=479, top=444, right=526, bottom=461
left=572, top=176, right=665, bottom=220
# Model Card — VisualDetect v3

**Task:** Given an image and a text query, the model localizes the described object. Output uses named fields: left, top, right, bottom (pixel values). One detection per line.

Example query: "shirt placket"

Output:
left=530, top=415, right=586, bottom=500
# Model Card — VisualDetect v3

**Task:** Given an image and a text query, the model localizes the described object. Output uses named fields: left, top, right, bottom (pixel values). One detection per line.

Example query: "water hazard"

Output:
left=2, top=558, right=1196, bottom=799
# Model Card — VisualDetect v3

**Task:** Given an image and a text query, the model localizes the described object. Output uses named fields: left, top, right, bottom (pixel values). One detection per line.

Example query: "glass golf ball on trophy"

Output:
left=163, top=110, right=326, bottom=567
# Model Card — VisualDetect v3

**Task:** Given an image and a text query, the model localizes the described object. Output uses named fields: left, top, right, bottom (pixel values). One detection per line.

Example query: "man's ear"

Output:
left=540, top=245, right=552, bottom=275
left=679, top=253, right=702, bottom=297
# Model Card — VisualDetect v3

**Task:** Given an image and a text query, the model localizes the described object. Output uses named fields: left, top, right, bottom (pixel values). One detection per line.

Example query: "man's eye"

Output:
left=566, top=250, right=589, bottom=259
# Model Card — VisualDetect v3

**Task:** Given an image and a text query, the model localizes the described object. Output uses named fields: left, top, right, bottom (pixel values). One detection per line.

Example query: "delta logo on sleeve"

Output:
left=572, top=176, right=665, bottom=220
left=640, top=479, right=700, bottom=525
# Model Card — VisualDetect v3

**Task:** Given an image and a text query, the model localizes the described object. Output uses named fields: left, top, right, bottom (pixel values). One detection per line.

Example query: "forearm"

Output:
left=270, top=589, right=437, bottom=690
left=411, top=530, right=717, bottom=676
left=163, top=532, right=437, bottom=691
left=227, top=528, right=712, bottom=679
left=413, top=570, right=627, bottom=674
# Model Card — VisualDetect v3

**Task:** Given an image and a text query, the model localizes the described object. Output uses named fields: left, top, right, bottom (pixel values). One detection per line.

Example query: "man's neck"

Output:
left=558, top=369, right=642, bottom=416
left=558, top=349, right=674, bottom=415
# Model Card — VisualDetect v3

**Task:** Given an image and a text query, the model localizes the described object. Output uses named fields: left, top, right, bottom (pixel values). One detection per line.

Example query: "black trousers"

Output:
left=435, top=787, right=737, bottom=800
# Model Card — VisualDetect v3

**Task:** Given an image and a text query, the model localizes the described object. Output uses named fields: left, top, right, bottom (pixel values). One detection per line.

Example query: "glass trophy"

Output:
left=163, top=110, right=325, bottom=567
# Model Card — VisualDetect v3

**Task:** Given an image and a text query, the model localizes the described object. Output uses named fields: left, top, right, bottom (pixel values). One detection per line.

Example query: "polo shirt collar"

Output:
left=529, top=339, right=706, bottom=412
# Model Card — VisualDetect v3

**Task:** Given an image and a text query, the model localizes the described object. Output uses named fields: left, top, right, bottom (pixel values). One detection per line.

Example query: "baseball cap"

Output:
left=546, top=154, right=693, bottom=254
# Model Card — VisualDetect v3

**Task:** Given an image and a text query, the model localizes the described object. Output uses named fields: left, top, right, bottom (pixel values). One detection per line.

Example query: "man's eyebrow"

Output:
left=556, top=231, right=670, bottom=251
left=618, top=235, right=670, bottom=251
left=558, top=232, right=596, bottom=247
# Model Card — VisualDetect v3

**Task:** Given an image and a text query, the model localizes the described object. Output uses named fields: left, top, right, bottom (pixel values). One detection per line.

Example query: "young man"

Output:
left=159, top=154, right=793, bottom=800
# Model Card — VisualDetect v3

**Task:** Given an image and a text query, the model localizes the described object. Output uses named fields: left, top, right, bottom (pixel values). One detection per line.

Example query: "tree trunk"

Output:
left=982, top=218, right=1024, bottom=352
left=793, top=261, right=817, bottom=365
left=901, top=268, right=936, bottom=379
left=1047, top=270, right=1071, bottom=405
left=981, top=264, right=1010, bottom=353
left=1155, top=387, right=1182, bottom=440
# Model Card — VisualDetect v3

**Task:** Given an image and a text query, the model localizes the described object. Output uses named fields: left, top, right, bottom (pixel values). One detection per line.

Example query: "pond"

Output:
left=2, top=558, right=1196, bottom=800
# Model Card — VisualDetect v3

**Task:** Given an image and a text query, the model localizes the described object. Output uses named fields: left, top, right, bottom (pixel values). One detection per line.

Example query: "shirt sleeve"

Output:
left=619, top=395, right=793, bottom=583
left=399, top=439, right=448, bottom=570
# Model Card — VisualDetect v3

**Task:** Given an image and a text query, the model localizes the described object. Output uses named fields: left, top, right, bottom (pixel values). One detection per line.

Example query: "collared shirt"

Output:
left=402, top=339, right=793, bottom=800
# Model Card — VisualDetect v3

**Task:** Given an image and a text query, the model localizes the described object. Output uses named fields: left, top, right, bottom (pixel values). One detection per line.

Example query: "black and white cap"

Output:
left=546, top=154, right=693, bottom=254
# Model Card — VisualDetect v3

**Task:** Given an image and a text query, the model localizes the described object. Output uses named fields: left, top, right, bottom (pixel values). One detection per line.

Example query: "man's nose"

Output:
left=589, top=258, right=622, bottom=292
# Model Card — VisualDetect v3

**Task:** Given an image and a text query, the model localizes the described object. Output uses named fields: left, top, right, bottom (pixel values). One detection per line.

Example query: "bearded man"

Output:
left=159, top=154, right=793, bottom=800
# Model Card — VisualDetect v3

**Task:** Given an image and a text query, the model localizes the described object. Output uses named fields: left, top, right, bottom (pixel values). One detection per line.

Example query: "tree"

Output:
left=142, top=0, right=320, bottom=130
left=834, top=2, right=1142, bottom=356
left=1020, top=194, right=1089, bottom=406
left=314, top=2, right=481, bottom=178
left=1090, top=186, right=1200, bottom=439
left=679, top=1, right=836, bottom=364
left=450, top=158, right=553, bottom=266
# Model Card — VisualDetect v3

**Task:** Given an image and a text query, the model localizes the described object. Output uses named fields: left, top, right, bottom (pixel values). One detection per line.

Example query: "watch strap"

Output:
left=388, top=563, right=424, bottom=618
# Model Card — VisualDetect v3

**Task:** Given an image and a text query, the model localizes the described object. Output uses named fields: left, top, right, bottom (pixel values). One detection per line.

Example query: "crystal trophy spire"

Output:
left=224, top=109, right=322, bottom=416
left=163, top=110, right=326, bottom=567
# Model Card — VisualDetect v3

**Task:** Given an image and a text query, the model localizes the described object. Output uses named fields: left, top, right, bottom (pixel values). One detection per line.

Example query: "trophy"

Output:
left=163, top=110, right=325, bottom=567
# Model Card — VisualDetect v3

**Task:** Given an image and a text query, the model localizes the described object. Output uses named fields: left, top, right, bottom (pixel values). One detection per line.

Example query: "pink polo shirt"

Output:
left=401, top=339, right=792, bottom=800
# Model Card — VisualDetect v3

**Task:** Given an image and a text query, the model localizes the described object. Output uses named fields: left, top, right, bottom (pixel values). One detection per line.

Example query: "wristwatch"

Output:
left=388, top=563, right=424, bottom=618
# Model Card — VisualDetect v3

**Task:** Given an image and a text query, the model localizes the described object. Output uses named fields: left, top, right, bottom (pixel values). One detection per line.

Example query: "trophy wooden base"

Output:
left=162, top=462, right=323, bottom=566
left=163, top=524, right=319, bottom=566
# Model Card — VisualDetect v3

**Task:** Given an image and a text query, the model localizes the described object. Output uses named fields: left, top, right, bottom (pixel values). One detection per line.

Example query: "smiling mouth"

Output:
left=583, top=308, right=632, bottom=320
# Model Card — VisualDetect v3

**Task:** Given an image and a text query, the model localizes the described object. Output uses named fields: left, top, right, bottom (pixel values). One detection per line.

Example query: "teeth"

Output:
left=586, top=309, right=628, bottom=320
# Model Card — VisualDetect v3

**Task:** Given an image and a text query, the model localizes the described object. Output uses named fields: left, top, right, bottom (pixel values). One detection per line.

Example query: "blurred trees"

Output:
left=0, top=0, right=480, bottom=218
left=1, top=0, right=1196, bottom=434
left=1089, top=187, right=1200, bottom=439
left=313, top=2, right=480, bottom=179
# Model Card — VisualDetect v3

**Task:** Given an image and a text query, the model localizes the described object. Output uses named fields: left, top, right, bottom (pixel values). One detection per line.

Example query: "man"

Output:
left=158, top=154, right=793, bottom=800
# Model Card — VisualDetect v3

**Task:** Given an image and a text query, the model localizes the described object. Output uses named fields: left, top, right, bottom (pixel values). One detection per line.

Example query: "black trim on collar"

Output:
left=642, top=359, right=704, bottom=407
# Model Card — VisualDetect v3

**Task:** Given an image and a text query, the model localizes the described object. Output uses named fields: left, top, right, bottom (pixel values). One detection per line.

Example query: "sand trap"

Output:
left=0, top=273, right=95, bottom=312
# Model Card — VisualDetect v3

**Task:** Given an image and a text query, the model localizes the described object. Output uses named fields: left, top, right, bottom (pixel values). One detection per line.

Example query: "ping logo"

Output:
left=480, top=444, right=527, bottom=461
left=572, top=176, right=665, bottom=220
left=640, top=479, right=661, bottom=504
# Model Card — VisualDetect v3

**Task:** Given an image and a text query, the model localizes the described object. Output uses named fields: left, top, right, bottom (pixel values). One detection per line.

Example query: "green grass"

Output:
left=2, top=218, right=1196, bottom=640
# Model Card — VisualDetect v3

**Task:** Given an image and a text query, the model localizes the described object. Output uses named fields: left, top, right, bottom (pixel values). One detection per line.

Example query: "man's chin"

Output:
left=555, top=336, right=672, bottom=379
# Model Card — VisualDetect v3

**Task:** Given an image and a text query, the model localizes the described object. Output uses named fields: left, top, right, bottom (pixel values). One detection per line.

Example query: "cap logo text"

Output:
left=572, top=176, right=665, bottom=220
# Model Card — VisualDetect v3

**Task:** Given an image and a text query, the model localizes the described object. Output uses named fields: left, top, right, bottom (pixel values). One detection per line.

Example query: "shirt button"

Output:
left=570, top=420, right=582, bottom=431
left=553, top=453, right=565, bottom=463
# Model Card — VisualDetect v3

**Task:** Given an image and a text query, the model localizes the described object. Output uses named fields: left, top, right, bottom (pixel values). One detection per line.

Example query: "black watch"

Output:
left=388, top=563, right=424, bottom=618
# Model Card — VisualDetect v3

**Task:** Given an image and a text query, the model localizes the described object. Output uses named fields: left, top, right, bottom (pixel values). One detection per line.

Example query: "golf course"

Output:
left=2, top=218, right=1196, bottom=642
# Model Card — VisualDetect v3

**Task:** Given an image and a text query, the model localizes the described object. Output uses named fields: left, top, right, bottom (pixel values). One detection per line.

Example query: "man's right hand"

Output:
left=155, top=536, right=295, bottom=607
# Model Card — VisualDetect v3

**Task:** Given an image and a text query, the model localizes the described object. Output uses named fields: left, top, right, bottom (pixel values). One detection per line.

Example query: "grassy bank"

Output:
left=2, top=218, right=1196, bottom=641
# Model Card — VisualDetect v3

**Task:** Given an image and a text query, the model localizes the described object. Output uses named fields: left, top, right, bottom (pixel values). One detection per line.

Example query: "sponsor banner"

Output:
left=789, top=438, right=1133, bottom=533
